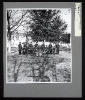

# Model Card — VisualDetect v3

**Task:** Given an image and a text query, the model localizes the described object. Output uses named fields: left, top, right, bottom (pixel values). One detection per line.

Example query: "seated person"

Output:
left=45, top=45, right=48, bottom=54
left=34, top=42, right=39, bottom=52
left=29, top=42, right=33, bottom=54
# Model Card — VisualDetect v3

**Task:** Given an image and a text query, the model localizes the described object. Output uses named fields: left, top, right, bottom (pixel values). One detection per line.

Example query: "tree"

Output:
left=29, top=9, right=68, bottom=44
left=7, top=9, right=30, bottom=52
left=60, top=33, right=70, bottom=44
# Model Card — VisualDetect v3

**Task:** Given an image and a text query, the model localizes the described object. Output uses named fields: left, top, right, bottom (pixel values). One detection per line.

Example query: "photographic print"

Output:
left=6, top=8, right=72, bottom=83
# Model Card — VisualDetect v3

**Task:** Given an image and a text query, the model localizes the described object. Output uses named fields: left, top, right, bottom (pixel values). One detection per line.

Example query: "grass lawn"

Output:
left=7, top=49, right=71, bottom=82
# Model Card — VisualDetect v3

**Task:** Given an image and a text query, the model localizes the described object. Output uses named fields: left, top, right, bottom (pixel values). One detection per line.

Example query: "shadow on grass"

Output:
left=7, top=52, right=71, bottom=82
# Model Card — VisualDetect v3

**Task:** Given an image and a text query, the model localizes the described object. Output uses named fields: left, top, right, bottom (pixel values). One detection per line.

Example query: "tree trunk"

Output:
left=55, top=41, right=59, bottom=54
left=7, top=30, right=12, bottom=53
left=52, top=65, right=57, bottom=82
left=57, top=34, right=59, bottom=54
left=7, top=10, right=12, bottom=53
left=7, top=40, right=11, bottom=53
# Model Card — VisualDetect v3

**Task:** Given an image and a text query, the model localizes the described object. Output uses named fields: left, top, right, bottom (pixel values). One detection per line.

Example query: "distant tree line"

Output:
left=60, top=33, right=70, bottom=44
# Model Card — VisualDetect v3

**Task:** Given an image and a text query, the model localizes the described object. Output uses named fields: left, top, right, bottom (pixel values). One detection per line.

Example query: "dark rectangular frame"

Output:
left=3, top=2, right=82, bottom=97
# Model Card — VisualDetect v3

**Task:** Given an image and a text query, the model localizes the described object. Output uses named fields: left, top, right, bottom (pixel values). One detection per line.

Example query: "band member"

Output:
left=55, top=43, right=59, bottom=54
left=34, top=42, right=40, bottom=56
left=29, top=42, right=33, bottom=54
left=18, top=42, right=22, bottom=55
left=34, top=41, right=39, bottom=52
left=48, top=43, right=52, bottom=54
left=41, top=41, right=45, bottom=53
left=52, top=43, right=56, bottom=54
left=27, top=43, right=29, bottom=54
left=22, top=43, right=27, bottom=55
left=45, top=45, right=48, bottom=54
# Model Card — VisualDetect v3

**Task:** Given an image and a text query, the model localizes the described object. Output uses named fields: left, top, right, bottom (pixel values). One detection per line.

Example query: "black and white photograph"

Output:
left=6, top=8, right=72, bottom=83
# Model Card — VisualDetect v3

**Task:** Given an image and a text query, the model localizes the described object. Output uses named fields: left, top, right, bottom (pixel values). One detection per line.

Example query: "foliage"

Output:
left=29, top=10, right=68, bottom=42
left=7, top=9, right=30, bottom=41
left=60, top=33, right=70, bottom=43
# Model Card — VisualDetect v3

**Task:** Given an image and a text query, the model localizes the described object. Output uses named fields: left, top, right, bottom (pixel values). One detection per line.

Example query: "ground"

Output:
left=7, top=47, right=71, bottom=83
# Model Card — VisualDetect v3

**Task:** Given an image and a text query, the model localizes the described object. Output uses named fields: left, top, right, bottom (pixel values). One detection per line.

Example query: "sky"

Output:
left=59, top=9, right=71, bottom=33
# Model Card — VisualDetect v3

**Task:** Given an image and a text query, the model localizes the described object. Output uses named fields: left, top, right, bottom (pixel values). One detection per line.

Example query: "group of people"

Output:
left=18, top=41, right=59, bottom=55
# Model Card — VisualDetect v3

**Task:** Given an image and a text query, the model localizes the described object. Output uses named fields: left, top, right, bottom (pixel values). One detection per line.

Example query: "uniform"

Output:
left=34, top=43, right=39, bottom=52
left=48, top=44, right=52, bottom=54
left=41, top=44, right=45, bottom=53
left=55, top=44, right=59, bottom=54
left=18, top=43, right=22, bottom=55
left=29, top=43, right=33, bottom=54
left=22, top=44, right=27, bottom=55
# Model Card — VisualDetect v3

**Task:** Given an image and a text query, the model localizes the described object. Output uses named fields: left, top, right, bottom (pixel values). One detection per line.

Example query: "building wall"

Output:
left=7, top=33, right=26, bottom=47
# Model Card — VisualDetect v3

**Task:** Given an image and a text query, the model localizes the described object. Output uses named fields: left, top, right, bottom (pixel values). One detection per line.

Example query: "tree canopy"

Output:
left=60, top=33, right=70, bottom=44
left=29, top=9, right=68, bottom=43
left=7, top=9, right=70, bottom=44
left=7, top=9, right=30, bottom=41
